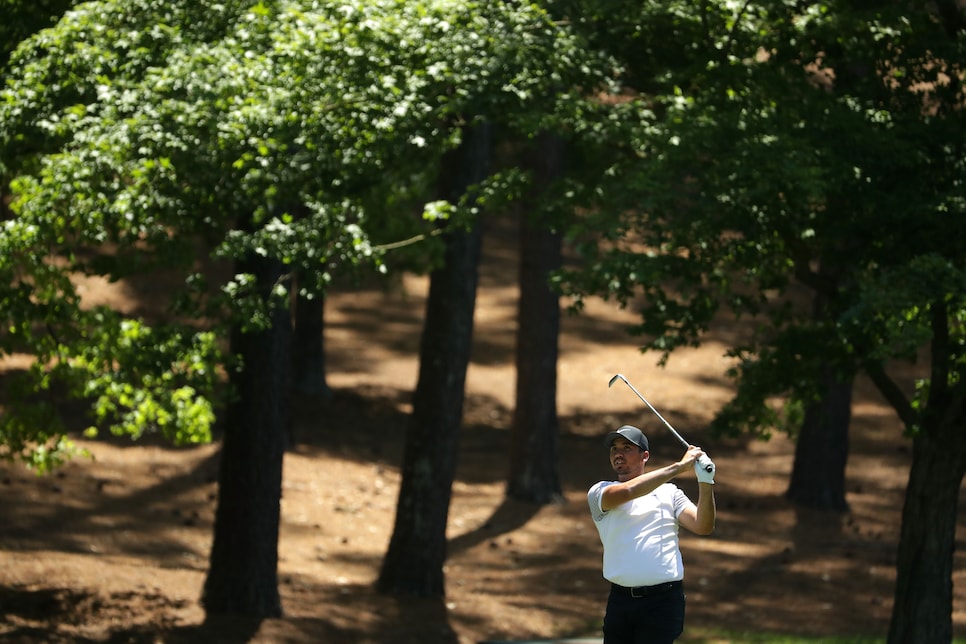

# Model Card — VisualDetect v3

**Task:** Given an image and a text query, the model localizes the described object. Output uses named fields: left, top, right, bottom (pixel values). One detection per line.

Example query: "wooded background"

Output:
left=1, top=2, right=964, bottom=642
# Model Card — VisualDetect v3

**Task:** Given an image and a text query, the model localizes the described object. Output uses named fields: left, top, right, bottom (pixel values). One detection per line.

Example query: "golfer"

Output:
left=587, top=425, right=716, bottom=643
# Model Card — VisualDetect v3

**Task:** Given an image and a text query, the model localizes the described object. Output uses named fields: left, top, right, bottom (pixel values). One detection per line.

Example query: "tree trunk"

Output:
left=887, top=406, right=966, bottom=643
left=787, top=267, right=853, bottom=511
left=507, top=132, right=565, bottom=504
left=786, top=370, right=852, bottom=511
left=377, top=122, right=492, bottom=597
left=202, top=253, right=289, bottom=618
left=292, top=287, right=331, bottom=398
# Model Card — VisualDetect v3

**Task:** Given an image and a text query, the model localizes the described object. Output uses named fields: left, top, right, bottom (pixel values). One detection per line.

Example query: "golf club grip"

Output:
left=665, top=424, right=713, bottom=471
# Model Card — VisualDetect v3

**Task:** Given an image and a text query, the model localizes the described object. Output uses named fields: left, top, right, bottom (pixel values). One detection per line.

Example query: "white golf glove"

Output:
left=695, top=455, right=715, bottom=484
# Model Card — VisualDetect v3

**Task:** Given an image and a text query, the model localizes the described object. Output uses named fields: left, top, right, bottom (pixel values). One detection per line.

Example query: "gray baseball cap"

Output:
left=605, top=425, right=649, bottom=451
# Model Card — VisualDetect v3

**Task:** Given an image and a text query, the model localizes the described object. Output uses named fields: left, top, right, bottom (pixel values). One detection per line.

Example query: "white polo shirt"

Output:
left=588, top=481, right=692, bottom=588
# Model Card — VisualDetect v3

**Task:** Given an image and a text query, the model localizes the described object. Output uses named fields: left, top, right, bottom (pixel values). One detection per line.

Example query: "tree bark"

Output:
left=377, top=122, right=492, bottom=597
left=887, top=303, right=966, bottom=643
left=887, top=406, right=966, bottom=643
left=787, top=261, right=853, bottom=511
left=507, top=132, right=565, bottom=504
left=292, top=287, right=331, bottom=398
left=785, top=370, right=852, bottom=511
left=202, top=252, right=289, bottom=618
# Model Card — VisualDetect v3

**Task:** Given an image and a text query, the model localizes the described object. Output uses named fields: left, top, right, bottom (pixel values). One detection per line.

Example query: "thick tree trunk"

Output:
left=507, top=132, right=564, bottom=504
left=887, top=404, right=966, bottom=643
left=787, top=270, right=852, bottom=511
left=377, top=122, right=491, bottom=597
left=786, top=371, right=852, bottom=511
left=292, top=288, right=331, bottom=398
left=202, top=253, right=289, bottom=618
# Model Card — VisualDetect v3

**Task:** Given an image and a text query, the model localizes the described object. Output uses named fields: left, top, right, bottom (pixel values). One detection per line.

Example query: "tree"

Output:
left=377, top=122, right=492, bottom=597
left=507, top=132, right=566, bottom=504
left=0, top=0, right=479, bottom=615
left=292, top=287, right=330, bottom=398
left=1, top=0, right=620, bottom=615
left=786, top=285, right=853, bottom=511
left=203, top=247, right=290, bottom=617
left=559, top=2, right=966, bottom=640
left=374, top=2, right=619, bottom=595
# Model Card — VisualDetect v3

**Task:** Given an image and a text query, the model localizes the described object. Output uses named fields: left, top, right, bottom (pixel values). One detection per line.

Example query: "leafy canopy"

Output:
left=0, top=0, right=618, bottom=469
left=558, top=0, right=966, bottom=438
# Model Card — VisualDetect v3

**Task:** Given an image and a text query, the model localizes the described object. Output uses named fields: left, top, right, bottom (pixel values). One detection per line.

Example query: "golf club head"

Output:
left=608, top=374, right=623, bottom=388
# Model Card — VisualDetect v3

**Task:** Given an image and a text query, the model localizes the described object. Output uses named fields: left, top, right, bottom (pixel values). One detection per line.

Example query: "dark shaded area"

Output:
left=0, top=585, right=195, bottom=643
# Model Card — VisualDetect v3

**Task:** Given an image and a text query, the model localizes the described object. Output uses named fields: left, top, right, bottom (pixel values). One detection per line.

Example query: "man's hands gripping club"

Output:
left=695, top=454, right=715, bottom=484
left=684, top=446, right=716, bottom=485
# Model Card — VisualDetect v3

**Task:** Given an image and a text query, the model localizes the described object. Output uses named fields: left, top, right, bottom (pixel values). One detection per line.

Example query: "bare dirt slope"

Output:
left=1, top=217, right=965, bottom=643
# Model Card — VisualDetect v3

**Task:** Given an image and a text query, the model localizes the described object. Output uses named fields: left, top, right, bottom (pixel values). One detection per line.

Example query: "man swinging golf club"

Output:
left=588, top=375, right=717, bottom=643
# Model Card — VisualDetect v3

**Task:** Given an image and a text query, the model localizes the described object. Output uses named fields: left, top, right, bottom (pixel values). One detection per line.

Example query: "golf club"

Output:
left=609, top=373, right=714, bottom=473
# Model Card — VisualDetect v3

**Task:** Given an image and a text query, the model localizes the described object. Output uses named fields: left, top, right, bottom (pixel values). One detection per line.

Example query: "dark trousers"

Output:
left=603, top=581, right=686, bottom=644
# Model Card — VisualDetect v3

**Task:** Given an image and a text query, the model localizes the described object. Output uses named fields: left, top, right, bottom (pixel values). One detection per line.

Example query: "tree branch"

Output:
left=864, top=360, right=918, bottom=429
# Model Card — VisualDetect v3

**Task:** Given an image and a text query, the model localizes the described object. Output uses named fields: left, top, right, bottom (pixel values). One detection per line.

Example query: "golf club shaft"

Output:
left=609, top=374, right=690, bottom=449
left=610, top=374, right=714, bottom=473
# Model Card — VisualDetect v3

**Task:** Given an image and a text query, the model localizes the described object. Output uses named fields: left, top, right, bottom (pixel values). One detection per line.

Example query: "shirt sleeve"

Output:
left=670, top=484, right=692, bottom=519
left=587, top=481, right=613, bottom=523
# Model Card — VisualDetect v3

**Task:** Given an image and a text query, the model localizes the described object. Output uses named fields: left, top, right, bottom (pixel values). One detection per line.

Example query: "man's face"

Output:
left=610, top=436, right=647, bottom=480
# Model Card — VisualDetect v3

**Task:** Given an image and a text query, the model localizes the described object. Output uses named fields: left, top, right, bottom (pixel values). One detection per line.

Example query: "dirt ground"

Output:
left=1, top=218, right=965, bottom=643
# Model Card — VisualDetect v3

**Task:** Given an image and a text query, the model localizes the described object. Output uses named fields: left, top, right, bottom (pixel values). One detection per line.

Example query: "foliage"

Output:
left=553, top=4, right=966, bottom=640
left=0, top=0, right=618, bottom=468
left=558, top=0, right=966, bottom=439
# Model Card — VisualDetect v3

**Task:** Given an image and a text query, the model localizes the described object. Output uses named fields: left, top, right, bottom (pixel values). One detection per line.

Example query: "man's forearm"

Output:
left=694, top=485, right=716, bottom=534
left=601, top=461, right=691, bottom=510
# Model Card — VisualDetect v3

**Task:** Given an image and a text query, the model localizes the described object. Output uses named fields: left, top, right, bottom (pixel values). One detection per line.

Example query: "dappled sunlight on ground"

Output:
left=2, top=216, right=964, bottom=642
